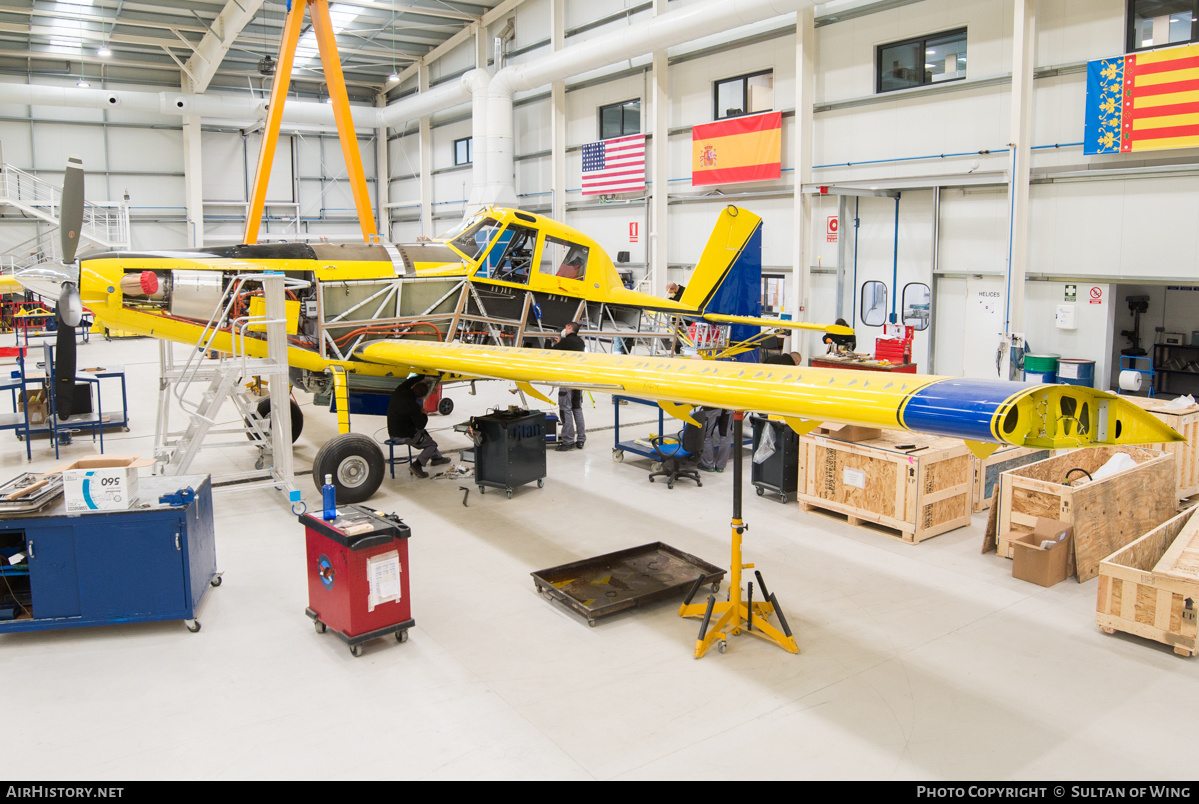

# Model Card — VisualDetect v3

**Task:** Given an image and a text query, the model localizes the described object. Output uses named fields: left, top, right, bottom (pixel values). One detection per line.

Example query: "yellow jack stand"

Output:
left=678, top=411, right=799, bottom=658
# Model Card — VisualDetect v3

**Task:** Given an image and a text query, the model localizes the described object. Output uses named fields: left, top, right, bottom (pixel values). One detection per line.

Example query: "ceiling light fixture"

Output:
left=77, top=79, right=90, bottom=88
left=98, top=45, right=111, bottom=57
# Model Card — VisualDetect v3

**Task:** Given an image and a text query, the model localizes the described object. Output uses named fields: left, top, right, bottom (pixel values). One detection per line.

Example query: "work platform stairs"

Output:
left=0, top=161, right=131, bottom=256
left=155, top=274, right=307, bottom=510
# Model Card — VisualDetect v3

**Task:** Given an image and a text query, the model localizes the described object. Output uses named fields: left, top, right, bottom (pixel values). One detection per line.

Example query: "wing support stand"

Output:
left=678, top=411, right=799, bottom=658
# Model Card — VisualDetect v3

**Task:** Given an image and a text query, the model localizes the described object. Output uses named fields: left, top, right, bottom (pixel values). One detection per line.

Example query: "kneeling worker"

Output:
left=552, top=321, right=587, bottom=451
left=387, top=376, right=450, bottom=478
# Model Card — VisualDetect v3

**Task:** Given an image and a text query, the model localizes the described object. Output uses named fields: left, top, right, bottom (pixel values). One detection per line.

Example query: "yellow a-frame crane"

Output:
left=244, top=0, right=377, bottom=245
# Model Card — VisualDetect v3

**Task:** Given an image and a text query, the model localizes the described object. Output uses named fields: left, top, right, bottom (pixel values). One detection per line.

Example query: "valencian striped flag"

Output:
left=692, top=111, right=782, bottom=186
left=1085, top=43, right=1199, bottom=155
left=581, top=134, right=646, bottom=195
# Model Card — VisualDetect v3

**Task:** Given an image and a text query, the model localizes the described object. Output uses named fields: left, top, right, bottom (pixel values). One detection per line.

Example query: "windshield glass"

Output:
left=442, top=217, right=501, bottom=261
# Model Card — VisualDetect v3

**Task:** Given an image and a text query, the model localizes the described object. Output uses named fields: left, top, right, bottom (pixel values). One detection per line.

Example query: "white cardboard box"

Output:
left=57, top=456, right=154, bottom=513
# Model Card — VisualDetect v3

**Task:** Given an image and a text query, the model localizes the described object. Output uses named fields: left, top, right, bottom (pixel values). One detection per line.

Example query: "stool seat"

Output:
left=385, top=437, right=415, bottom=478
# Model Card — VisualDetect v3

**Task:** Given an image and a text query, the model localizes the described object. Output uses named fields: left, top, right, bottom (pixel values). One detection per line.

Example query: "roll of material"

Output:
left=1119, top=369, right=1143, bottom=392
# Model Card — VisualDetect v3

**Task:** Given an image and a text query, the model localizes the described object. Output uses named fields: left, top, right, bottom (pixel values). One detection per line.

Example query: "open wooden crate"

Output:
left=1097, top=505, right=1199, bottom=657
left=972, top=445, right=1053, bottom=512
left=1126, top=396, right=1199, bottom=500
left=996, top=446, right=1176, bottom=582
left=796, top=430, right=972, bottom=544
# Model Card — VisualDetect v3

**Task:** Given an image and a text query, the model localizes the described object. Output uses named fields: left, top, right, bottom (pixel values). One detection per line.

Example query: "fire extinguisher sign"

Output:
left=827, top=216, right=839, bottom=243
left=629, top=222, right=639, bottom=243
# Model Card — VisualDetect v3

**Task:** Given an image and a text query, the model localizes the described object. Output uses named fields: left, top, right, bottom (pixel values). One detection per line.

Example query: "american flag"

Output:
left=581, top=134, right=646, bottom=195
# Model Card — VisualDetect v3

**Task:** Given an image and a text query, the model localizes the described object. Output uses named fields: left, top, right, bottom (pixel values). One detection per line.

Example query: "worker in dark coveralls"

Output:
left=387, top=376, right=451, bottom=478
left=697, top=407, right=733, bottom=473
left=552, top=321, right=587, bottom=452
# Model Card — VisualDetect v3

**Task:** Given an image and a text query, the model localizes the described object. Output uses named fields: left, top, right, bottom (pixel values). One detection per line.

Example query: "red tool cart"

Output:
left=299, top=505, right=414, bottom=657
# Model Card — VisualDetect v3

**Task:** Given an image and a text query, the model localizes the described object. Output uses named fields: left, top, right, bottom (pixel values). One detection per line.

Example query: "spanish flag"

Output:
left=692, top=111, right=782, bottom=186
left=1085, top=43, right=1199, bottom=155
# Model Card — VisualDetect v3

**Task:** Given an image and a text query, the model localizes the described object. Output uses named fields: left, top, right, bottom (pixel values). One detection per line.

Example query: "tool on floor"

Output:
left=678, top=411, right=798, bottom=658
left=460, top=486, right=470, bottom=507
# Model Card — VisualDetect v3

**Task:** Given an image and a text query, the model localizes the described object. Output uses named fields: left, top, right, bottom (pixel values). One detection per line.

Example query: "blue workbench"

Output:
left=0, top=475, right=219, bottom=634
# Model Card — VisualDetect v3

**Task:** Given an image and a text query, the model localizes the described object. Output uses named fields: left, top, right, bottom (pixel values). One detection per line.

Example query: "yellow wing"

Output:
left=700, top=313, right=854, bottom=335
left=355, top=339, right=1180, bottom=451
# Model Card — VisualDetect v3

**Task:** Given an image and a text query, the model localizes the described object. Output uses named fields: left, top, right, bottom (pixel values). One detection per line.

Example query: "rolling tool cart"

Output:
left=471, top=408, right=546, bottom=498
left=750, top=414, right=799, bottom=502
left=299, top=505, right=413, bottom=657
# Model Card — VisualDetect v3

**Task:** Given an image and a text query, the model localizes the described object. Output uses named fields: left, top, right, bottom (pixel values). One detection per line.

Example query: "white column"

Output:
left=792, top=9, right=815, bottom=330
left=182, top=113, right=204, bottom=248
left=375, top=93, right=390, bottom=242
left=551, top=0, right=566, bottom=221
left=418, top=64, right=433, bottom=238
left=1006, top=0, right=1037, bottom=336
left=650, top=0, right=669, bottom=296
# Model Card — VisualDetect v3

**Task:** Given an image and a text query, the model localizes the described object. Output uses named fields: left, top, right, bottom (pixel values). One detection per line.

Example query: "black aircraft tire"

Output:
left=312, top=433, right=385, bottom=504
left=246, top=398, right=304, bottom=443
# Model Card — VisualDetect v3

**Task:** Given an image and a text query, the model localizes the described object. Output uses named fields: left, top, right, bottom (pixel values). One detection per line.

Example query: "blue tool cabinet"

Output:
left=0, top=475, right=219, bottom=634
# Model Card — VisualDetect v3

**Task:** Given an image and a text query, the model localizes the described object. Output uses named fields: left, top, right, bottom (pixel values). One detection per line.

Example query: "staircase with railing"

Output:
left=0, top=162, right=130, bottom=251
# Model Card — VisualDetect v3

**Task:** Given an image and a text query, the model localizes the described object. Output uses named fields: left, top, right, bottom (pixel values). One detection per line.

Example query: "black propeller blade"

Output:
left=53, top=156, right=85, bottom=421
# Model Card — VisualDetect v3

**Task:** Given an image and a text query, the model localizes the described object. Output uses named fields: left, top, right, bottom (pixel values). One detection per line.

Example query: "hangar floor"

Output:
left=1, top=336, right=1193, bottom=780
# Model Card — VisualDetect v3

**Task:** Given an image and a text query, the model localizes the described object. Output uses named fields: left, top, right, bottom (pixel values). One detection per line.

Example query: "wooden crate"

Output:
left=796, top=430, right=972, bottom=544
left=972, top=446, right=1053, bottom=512
left=1126, top=396, right=1199, bottom=500
left=996, top=446, right=1176, bottom=582
left=1097, top=505, right=1199, bottom=657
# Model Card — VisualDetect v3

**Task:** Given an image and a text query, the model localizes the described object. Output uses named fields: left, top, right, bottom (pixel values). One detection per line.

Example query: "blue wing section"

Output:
left=899, top=378, right=1038, bottom=442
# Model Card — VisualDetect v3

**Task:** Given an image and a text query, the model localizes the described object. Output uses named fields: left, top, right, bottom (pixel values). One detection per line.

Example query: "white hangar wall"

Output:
left=1, top=0, right=1197, bottom=387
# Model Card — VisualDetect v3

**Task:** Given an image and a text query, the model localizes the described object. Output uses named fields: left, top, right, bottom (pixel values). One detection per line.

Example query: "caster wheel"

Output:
left=210, top=575, right=223, bottom=587
left=255, top=456, right=265, bottom=471
left=438, top=397, right=454, bottom=416
left=612, top=450, right=624, bottom=463
left=588, top=620, right=596, bottom=628
left=667, top=481, right=674, bottom=489
left=478, top=486, right=485, bottom=494
left=505, top=489, right=514, bottom=499
left=711, top=582, right=720, bottom=593
left=350, top=644, right=363, bottom=658
left=697, top=481, right=702, bottom=487
left=534, top=584, right=543, bottom=593
left=649, top=477, right=655, bottom=483
left=537, top=478, right=544, bottom=488
left=395, top=630, right=408, bottom=643
left=756, top=486, right=765, bottom=497
left=1100, top=626, right=1116, bottom=635
left=185, top=620, right=201, bottom=633
left=718, top=640, right=726, bottom=654
left=651, top=462, right=663, bottom=472
left=314, top=620, right=327, bottom=634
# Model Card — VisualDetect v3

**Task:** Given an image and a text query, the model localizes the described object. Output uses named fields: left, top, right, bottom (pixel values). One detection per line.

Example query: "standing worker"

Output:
left=387, top=376, right=451, bottom=478
left=698, top=407, right=733, bottom=473
left=552, top=321, right=587, bottom=452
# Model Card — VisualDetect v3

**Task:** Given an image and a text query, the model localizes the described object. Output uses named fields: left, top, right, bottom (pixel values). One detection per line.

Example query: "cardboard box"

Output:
left=56, top=456, right=154, bottom=513
left=1008, top=517, right=1073, bottom=587
left=816, top=422, right=883, bottom=443
left=18, top=388, right=48, bottom=426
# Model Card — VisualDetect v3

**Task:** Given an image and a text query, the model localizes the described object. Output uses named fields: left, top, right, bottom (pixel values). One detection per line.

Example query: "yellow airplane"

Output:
left=16, top=164, right=1181, bottom=504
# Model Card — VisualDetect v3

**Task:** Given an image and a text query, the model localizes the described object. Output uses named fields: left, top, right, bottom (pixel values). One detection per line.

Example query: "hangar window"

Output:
left=860, top=281, right=888, bottom=327
left=599, top=100, right=641, bottom=139
left=1128, top=0, right=1199, bottom=50
left=877, top=28, right=966, bottom=93
left=714, top=70, right=773, bottom=120
left=454, top=137, right=472, bottom=166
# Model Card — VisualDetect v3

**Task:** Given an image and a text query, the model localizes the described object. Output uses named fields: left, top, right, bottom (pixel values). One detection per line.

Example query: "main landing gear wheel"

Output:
left=438, top=397, right=454, bottom=416
left=246, top=397, right=304, bottom=443
left=312, top=433, right=385, bottom=504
